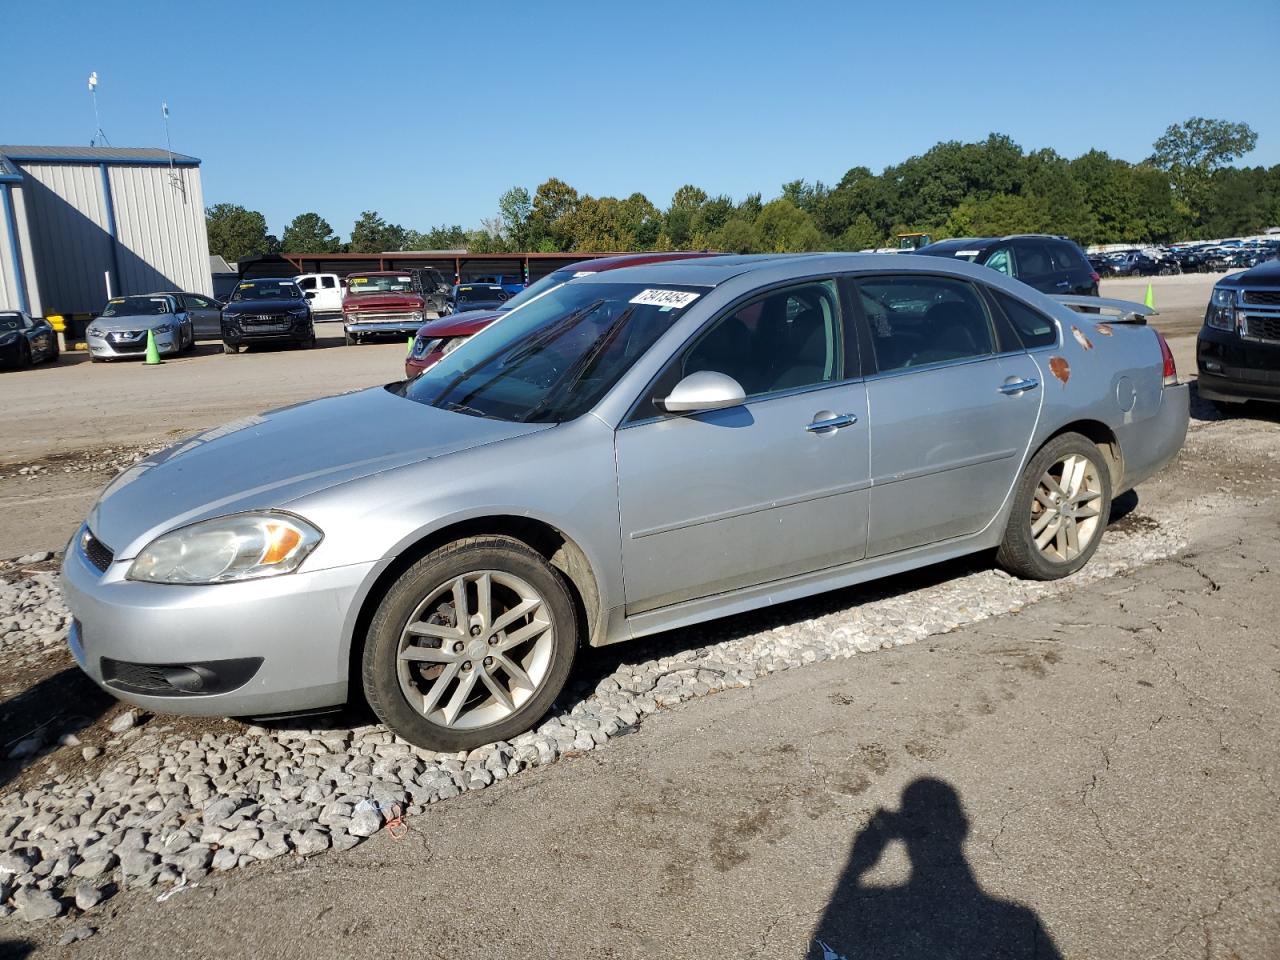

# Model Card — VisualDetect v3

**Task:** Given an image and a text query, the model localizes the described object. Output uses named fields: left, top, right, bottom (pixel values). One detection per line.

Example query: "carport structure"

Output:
left=239, top=251, right=627, bottom=285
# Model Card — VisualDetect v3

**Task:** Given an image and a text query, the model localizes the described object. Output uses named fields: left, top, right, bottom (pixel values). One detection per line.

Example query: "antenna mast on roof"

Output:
left=87, top=72, right=110, bottom=147
left=161, top=101, right=186, bottom=201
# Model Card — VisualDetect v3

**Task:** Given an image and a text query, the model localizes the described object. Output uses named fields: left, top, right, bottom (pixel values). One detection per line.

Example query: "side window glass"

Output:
left=678, top=281, right=843, bottom=399
left=297, top=277, right=316, bottom=291
left=984, top=246, right=1013, bottom=276
left=321, top=276, right=337, bottom=289
left=1014, top=242, right=1052, bottom=277
left=992, top=291, right=1058, bottom=349
left=1050, top=242, right=1087, bottom=273
left=857, top=276, right=994, bottom=372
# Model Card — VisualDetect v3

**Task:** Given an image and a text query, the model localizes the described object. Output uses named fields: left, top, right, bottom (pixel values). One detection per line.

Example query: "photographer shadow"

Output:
left=807, top=778, right=1063, bottom=960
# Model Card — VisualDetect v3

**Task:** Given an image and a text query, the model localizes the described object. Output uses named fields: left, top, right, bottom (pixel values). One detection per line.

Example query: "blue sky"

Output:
left=2, top=0, right=1277, bottom=240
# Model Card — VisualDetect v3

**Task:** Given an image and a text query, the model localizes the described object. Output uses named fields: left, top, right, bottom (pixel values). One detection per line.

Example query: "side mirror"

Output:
left=304, top=291, right=317, bottom=300
left=659, top=371, right=747, bottom=414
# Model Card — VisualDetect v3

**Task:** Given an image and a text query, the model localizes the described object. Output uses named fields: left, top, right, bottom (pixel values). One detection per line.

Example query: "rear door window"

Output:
left=991, top=290, right=1058, bottom=349
left=1011, top=240, right=1055, bottom=286
left=1049, top=241, right=1089, bottom=274
left=855, top=276, right=995, bottom=372
left=320, top=276, right=337, bottom=289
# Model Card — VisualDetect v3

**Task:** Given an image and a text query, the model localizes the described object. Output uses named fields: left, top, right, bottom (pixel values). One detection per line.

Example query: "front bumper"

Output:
left=1197, top=328, right=1280, bottom=404
left=346, top=317, right=424, bottom=336
left=61, top=528, right=377, bottom=717
left=222, top=317, right=313, bottom=345
left=87, top=331, right=179, bottom=358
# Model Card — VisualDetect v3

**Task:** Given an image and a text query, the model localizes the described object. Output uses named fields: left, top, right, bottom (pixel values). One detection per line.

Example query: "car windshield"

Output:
left=397, top=280, right=706, bottom=423
left=348, top=275, right=414, bottom=294
left=496, top=270, right=576, bottom=312
left=101, top=296, right=174, bottom=316
left=456, top=286, right=506, bottom=304
left=230, top=281, right=300, bottom=302
left=0, top=314, right=21, bottom=332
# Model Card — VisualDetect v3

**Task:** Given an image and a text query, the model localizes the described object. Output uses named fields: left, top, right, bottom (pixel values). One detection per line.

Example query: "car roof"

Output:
left=240, top=277, right=298, bottom=283
left=563, top=251, right=724, bottom=273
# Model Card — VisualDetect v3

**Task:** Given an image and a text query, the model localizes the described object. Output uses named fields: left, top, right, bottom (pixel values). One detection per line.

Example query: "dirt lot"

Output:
left=1, top=396, right=1277, bottom=959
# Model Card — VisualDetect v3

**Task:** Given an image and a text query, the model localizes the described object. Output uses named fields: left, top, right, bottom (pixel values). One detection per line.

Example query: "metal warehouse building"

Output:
left=0, top=146, right=211, bottom=326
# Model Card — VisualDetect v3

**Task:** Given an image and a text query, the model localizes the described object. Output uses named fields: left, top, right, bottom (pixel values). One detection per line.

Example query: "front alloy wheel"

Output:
left=363, top=536, right=578, bottom=750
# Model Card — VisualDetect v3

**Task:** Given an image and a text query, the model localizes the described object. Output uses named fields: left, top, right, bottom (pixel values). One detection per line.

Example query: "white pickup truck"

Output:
left=294, top=273, right=344, bottom=320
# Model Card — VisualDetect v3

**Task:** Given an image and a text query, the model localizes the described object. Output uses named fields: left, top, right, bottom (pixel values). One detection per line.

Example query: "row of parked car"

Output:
left=1090, top=239, right=1280, bottom=278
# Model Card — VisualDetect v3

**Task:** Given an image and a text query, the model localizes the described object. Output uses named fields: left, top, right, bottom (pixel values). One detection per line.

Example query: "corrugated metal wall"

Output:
left=18, top=162, right=116, bottom=315
left=108, top=164, right=211, bottom=297
left=8, top=184, right=44, bottom=316
left=0, top=188, right=16, bottom=312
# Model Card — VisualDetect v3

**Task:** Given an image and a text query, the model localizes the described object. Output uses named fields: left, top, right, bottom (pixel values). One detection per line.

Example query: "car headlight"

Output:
left=287, top=308, right=309, bottom=318
left=154, top=323, right=173, bottom=334
left=1206, top=287, right=1236, bottom=331
left=0, top=332, right=16, bottom=346
left=441, top=336, right=468, bottom=356
left=127, top=512, right=322, bottom=584
left=414, top=337, right=440, bottom=358
left=87, top=325, right=102, bottom=337
left=409, top=311, right=423, bottom=323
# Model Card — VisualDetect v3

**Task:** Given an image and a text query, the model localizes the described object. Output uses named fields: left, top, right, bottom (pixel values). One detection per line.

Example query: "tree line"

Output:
left=206, top=117, right=1276, bottom=263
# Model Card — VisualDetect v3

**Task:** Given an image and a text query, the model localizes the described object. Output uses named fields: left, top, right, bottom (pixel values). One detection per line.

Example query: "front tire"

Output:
left=996, top=432, right=1112, bottom=580
left=362, top=536, right=579, bottom=751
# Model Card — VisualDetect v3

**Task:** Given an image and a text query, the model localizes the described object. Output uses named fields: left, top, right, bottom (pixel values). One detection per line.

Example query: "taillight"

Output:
left=1155, top=331, right=1177, bottom=386
left=1090, top=271, right=1101, bottom=283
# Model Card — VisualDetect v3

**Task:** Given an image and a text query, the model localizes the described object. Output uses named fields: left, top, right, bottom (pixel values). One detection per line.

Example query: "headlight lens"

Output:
left=288, top=308, right=309, bottom=318
left=127, top=513, right=322, bottom=584
left=409, top=311, right=423, bottom=323
left=414, top=337, right=439, bottom=358
left=0, top=332, right=16, bottom=346
left=154, top=323, right=173, bottom=334
left=1206, top=287, right=1236, bottom=331
left=87, top=325, right=102, bottom=337
left=441, top=336, right=468, bottom=356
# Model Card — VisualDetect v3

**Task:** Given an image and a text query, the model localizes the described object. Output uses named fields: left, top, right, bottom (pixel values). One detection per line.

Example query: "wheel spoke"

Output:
left=1064, top=517, right=1080, bottom=557
left=419, top=660, right=462, bottom=717
left=495, top=653, right=533, bottom=691
left=405, top=620, right=463, bottom=641
left=1074, top=505, right=1100, bottom=521
left=441, top=669, right=479, bottom=726
left=451, top=576, right=470, bottom=624
left=1035, top=518, right=1060, bottom=550
left=1034, top=489, right=1055, bottom=510
left=490, top=597, right=541, bottom=635
left=1032, top=510, right=1055, bottom=536
left=496, top=618, right=551, bottom=652
left=479, top=670, right=515, bottom=711
left=1041, top=473, right=1066, bottom=497
left=1073, top=488, right=1102, bottom=505
left=475, top=572, right=493, bottom=630
left=399, top=645, right=456, bottom=664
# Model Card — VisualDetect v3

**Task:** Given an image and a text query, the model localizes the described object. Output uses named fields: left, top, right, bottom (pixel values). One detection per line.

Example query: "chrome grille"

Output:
left=1241, top=314, right=1280, bottom=343
left=1242, top=289, right=1280, bottom=306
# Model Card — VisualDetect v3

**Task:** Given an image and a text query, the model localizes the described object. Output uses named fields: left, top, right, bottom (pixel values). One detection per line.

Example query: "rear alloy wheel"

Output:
left=362, top=536, right=578, bottom=751
left=997, top=432, right=1111, bottom=580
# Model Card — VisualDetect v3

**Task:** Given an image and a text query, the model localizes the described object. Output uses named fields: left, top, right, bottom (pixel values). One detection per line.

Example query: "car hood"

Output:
left=344, top=293, right=424, bottom=309
left=416, top=308, right=505, bottom=338
left=93, top=314, right=179, bottom=330
left=223, top=299, right=306, bottom=313
left=88, top=386, right=551, bottom=558
left=1219, top=259, right=1280, bottom=288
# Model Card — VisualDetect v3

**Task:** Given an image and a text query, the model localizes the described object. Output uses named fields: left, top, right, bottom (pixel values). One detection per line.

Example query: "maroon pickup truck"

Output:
left=404, top=252, right=720, bottom=377
left=343, top=271, right=426, bottom=345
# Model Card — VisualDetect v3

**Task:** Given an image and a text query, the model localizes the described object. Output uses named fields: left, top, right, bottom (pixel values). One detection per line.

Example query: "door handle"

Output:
left=1055, top=280, right=1070, bottom=288
left=806, top=413, right=858, bottom=432
left=999, top=378, right=1039, bottom=395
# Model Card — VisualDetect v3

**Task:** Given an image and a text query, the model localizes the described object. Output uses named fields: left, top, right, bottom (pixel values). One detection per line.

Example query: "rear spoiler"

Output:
left=1053, top=294, right=1157, bottom=325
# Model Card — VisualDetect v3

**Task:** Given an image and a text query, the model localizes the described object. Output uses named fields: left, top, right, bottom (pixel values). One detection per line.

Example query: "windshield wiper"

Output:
left=519, top=306, right=636, bottom=423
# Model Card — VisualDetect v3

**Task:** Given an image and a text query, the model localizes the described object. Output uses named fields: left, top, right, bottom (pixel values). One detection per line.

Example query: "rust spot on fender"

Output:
left=1048, top=356, right=1070, bottom=385
left=1095, top=323, right=1114, bottom=336
left=1071, top=326, right=1093, bottom=351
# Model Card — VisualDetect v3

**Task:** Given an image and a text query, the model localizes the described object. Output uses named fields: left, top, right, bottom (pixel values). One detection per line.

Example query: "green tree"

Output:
left=836, top=213, right=882, bottom=250
left=497, top=186, right=533, bottom=250
left=348, top=211, right=406, bottom=253
left=1149, top=117, right=1258, bottom=224
left=205, top=203, right=269, bottom=263
left=528, top=178, right=581, bottom=251
left=406, top=225, right=467, bottom=250
left=281, top=212, right=340, bottom=253
left=754, top=199, right=824, bottom=252
left=712, top=217, right=760, bottom=253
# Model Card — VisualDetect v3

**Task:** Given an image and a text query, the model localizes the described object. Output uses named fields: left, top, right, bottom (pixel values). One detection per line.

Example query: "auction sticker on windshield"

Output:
left=629, top=289, right=700, bottom=309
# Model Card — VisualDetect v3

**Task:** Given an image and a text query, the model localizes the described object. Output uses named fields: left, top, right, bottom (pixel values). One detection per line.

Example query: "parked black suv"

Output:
left=220, top=277, right=316, bottom=353
left=1197, top=258, right=1280, bottom=409
left=915, top=235, right=1099, bottom=297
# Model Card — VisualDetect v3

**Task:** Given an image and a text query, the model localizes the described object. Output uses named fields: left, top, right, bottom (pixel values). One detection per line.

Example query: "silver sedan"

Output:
left=62, top=254, right=1189, bottom=750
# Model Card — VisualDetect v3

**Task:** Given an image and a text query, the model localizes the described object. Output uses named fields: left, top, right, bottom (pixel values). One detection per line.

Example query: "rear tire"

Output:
left=222, top=342, right=238, bottom=355
left=996, top=432, right=1112, bottom=581
left=362, top=536, right=579, bottom=751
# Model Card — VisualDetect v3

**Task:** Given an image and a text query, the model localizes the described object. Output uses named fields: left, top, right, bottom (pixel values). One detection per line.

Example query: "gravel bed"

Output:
left=0, top=507, right=1192, bottom=923
left=0, top=442, right=166, bottom=483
